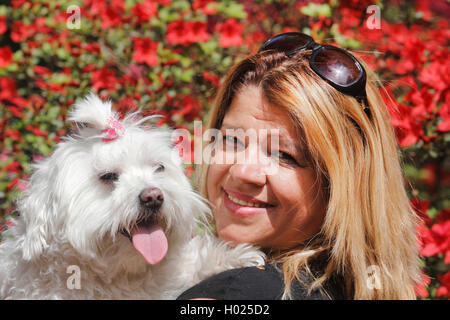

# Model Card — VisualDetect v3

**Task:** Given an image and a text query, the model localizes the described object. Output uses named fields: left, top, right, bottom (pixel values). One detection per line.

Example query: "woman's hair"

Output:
left=195, top=50, right=422, bottom=299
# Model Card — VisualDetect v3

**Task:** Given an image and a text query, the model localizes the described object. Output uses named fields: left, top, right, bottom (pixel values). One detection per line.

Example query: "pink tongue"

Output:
left=131, top=224, right=168, bottom=265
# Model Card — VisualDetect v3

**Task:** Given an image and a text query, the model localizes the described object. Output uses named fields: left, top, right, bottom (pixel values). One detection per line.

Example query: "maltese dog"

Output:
left=0, top=93, right=264, bottom=299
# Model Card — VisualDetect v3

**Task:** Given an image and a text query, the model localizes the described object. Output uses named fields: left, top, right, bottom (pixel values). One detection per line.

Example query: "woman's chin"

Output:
left=217, top=227, right=258, bottom=248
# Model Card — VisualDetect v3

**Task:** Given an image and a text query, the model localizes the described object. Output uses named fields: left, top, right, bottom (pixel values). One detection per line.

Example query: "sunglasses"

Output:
left=258, top=32, right=371, bottom=119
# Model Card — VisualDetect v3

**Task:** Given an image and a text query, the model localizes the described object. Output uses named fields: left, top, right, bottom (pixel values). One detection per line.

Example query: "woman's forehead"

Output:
left=222, top=86, right=303, bottom=149
left=224, top=86, right=294, bottom=128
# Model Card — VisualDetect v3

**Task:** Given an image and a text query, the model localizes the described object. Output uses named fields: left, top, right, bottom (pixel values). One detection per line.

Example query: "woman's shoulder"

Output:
left=177, top=264, right=284, bottom=300
left=176, top=264, right=343, bottom=300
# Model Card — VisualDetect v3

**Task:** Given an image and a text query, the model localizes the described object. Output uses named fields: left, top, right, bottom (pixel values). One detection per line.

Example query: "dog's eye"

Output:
left=155, top=164, right=165, bottom=173
left=99, top=172, right=119, bottom=182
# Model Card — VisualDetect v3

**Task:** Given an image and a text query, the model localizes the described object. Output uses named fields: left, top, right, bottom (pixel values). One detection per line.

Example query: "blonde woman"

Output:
left=177, top=33, right=422, bottom=300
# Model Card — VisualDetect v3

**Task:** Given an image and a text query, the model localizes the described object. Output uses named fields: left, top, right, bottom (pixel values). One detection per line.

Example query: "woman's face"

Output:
left=206, top=85, right=327, bottom=252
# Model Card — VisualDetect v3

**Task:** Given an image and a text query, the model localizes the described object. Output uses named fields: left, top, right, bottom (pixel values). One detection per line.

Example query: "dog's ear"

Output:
left=21, top=204, right=50, bottom=261
left=19, top=162, right=55, bottom=261
left=68, top=91, right=118, bottom=132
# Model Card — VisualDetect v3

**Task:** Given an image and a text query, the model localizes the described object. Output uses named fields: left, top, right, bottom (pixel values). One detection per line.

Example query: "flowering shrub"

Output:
left=0, top=0, right=448, bottom=299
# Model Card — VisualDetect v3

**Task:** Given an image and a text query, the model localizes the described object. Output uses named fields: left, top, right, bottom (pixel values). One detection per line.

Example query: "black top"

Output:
left=176, top=264, right=347, bottom=300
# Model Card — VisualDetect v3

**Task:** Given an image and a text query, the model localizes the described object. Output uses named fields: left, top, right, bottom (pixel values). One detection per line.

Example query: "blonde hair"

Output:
left=195, top=50, right=422, bottom=299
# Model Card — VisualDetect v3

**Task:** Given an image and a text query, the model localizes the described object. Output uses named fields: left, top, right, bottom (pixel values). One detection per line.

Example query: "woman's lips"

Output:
left=222, top=188, right=274, bottom=217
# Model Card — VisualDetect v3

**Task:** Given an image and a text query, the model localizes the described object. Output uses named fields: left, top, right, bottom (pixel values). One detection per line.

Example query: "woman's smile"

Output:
left=223, top=188, right=275, bottom=217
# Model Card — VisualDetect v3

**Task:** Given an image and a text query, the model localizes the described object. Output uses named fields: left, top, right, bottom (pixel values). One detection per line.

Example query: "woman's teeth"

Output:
left=227, top=193, right=269, bottom=208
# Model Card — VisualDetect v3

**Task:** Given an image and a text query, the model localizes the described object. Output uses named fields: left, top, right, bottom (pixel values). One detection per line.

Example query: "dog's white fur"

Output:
left=0, top=93, right=264, bottom=299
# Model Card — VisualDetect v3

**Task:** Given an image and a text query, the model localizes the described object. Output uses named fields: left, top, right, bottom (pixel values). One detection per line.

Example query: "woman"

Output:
left=178, top=32, right=422, bottom=300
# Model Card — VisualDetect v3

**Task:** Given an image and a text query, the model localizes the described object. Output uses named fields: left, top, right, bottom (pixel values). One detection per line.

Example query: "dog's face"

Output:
left=19, top=93, right=209, bottom=265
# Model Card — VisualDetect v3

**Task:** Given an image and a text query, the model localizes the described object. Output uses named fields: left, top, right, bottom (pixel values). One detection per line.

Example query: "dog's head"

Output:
left=19, top=93, right=209, bottom=265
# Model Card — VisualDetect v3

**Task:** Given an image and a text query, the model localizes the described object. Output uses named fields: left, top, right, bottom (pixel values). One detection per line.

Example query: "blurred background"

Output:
left=0, top=0, right=449, bottom=299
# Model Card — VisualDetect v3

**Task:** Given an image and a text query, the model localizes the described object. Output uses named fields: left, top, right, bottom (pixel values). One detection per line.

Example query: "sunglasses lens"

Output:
left=260, top=33, right=311, bottom=54
left=312, top=48, right=361, bottom=86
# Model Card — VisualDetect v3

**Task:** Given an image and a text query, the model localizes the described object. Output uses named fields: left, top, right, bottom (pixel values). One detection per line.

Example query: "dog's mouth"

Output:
left=120, top=212, right=168, bottom=265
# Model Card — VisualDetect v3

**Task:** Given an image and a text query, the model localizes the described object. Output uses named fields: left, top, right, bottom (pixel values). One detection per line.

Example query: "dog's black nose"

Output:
left=139, top=187, right=164, bottom=210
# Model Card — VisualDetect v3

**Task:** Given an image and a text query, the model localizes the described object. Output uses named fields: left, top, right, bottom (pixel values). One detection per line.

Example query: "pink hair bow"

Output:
left=102, top=116, right=125, bottom=141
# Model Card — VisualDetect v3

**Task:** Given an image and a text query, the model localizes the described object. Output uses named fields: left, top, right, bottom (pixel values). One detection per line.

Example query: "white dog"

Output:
left=0, top=93, right=264, bottom=299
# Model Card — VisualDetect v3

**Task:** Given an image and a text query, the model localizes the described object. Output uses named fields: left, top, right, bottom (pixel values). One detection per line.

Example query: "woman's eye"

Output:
left=155, top=164, right=165, bottom=173
left=99, top=172, right=119, bottom=182
left=222, top=135, right=244, bottom=151
left=273, top=151, right=299, bottom=166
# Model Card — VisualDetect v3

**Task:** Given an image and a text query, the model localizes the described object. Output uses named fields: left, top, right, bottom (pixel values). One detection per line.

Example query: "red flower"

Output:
left=0, top=77, right=18, bottom=101
left=48, top=83, right=65, bottom=92
left=185, top=165, right=194, bottom=178
left=166, top=20, right=210, bottom=45
left=82, top=64, right=97, bottom=73
left=84, top=43, right=101, bottom=55
left=33, top=16, right=53, bottom=35
left=382, top=88, right=423, bottom=147
left=178, top=94, right=201, bottom=122
left=8, top=106, right=23, bottom=118
left=411, top=198, right=432, bottom=227
left=414, top=270, right=430, bottom=298
left=396, top=36, right=425, bottom=74
left=166, top=20, right=186, bottom=44
left=188, top=21, right=211, bottom=43
left=25, top=125, right=48, bottom=138
left=4, top=161, right=21, bottom=173
left=437, top=209, right=450, bottom=224
left=101, top=6, right=123, bottom=28
left=203, top=71, right=221, bottom=87
left=6, top=177, right=19, bottom=192
left=10, top=21, right=35, bottom=42
left=84, top=0, right=108, bottom=15
left=192, top=0, right=216, bottom=15
left=421, top=219, right=450, bottom=263
left=4, top=129, right=21, bottom=141
left=132, top=37, right=159, bottom=67
left=0, top=16, right=6, bottom=35
left=436, top=271, right=450, bottom=299
left=0, top=46, right=13, bottom=68
left=437, top=92, right=450, bottom=132
left=131, top=0, right=157, bottom=23
left=91, top=66, right=118, bottom=92
left=418, top=60, right=450, bottom=94
left=33, top=65, right=52, bottom=76
left=11, top=0, right=28, bottom=8
left=216, top=19, right=243, bottom=48
left=35, top=79, right=48, bottom=90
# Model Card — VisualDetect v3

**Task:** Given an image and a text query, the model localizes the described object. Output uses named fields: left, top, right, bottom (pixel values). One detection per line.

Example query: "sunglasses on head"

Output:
left=258, top=32, right=371, bottom=119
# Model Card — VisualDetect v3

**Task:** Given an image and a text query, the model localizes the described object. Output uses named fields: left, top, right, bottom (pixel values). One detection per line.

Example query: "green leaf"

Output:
left=180, top=69, right=195, bottom=82
left=217, top=1, right=247, bottom=19
left=429, top=149, right=438, bottom=158
left=158, top=6, right=179, bottom=23
left=443, top=132, right=450, bottom=142
left=404, top=164, right=421, bottom=179
left=300, top=3, right=332, bottom=18
left=0, top=5, right=9, bottom=16
left=330, top=24, right=361, bottom=49
left=198, top=41, right=218, bottom=55
left=426, top=207, right=438, bottom=219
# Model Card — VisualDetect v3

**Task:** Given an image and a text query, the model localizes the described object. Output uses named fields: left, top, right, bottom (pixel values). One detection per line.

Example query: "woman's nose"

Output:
left=229, top=163, right=267, bottom=186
